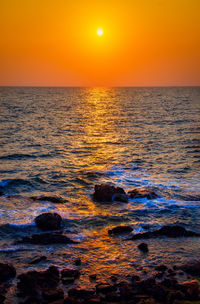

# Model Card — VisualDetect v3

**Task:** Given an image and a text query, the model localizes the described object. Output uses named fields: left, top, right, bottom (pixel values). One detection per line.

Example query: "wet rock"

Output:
left=180, top=280, right=200, bottom=300
left=161, top=278, right=179, bottom=289
left=137, top=277, right=156, bottom=293
left=42, top=288, right=64, bottom=302
left=0, top=263, right=16, bottom=283
left=35, top=212, right=62, bottom=231
left=30, top=195, right=64, bottom=204
left=18, top=296, right=41, bottom=304
left=74, top=258, right=81, bottom=266
left=89, top=274, right=97, bottom=280
left=29, top=255, right=47, bottom=264
left=131, top=275, right=140, bottom=283
left=96, top=283, right=116, bottom=294
left=130, top=225, right=200, bottom=240
left=119, top=283, right=136, bottom=299
left=17, top=232, right=76, bottom=245
left=93, top=184, right=127, bottom=202
left=0, top=191, right=4, bottom=196
left=150, top=284, right=168, bottom=301
left=155, top=265, right=168, bottom=272
left=0, top=293, right=5, bottom=304
left=68, top=288, right=95, bottom=299
left=61, top=269, right=80, bottom=284
left=138, top=242, right=148, bottom=253
left=17, top=266, right=60, bottom=297
left=179, top=260, right=200, bottom=276
left=108, top=225, right=133, bottom=235
left=128, top=188, right=159, bottom=199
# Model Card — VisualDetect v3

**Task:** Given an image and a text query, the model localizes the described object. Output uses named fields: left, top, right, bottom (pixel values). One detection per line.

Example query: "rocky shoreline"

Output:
left=0, top=259, right=200, bottom=304
left=0, top=184, right=200, bottom=303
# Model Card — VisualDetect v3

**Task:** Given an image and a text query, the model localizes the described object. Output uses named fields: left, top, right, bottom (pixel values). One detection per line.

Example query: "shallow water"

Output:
left=0, top=87, right=200, bottom=300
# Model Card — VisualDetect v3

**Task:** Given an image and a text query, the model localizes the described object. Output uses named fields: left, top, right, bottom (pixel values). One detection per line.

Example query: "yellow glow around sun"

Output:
left=97, top=29, right=103, bottom=36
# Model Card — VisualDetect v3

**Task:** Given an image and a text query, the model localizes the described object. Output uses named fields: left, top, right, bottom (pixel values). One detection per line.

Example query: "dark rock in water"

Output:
left=93, top=184, right=127, bottom=202
left=17, top=266, right=59, bottom=297
left=74, top=258, right=81, bottom=266
left=30, top=195, right=64, bottom=204
left=180, top=280, right=200, bottom=300
left=0, top=191, right=4, bottom=196
left=61, top=269, right=80, bottom=284
left=108, top=225, right=133, bottom=235
left=155, top=265, right=167, bottom=272
left=128, top=188, right=159, bottom=199
left=18, top=296, right=41, bottom=304
left=17, top=232, right=76, bottom=245
left=42, top=288, right=64, bottom=302
left=96, top=283, right=116, bottom=294
left=68, top=288, right=95, bottom=299
left=130, top=225, right=200, bottom=240
left=0, top=263, right=16, bottom=283
left=0, top=294, right=5, bottom=304
left=34, top=212, right=62, bottom=231
left=29, top=255, right=47, bottom=264
left=138, top=242, right=149, bottom=253
left=179, top=260, right=200, bottom=276
left=90, top=274, right=97, bottom=280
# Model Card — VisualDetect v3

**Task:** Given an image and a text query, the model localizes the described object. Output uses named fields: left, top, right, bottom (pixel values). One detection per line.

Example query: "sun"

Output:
left=97, top=29, right=103, bottom=36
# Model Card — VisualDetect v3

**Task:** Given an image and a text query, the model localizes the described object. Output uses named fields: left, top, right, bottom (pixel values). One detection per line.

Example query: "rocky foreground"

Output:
left=0, top=184, right=200, bottom=303
left=0, top=260, right=200, bottom=304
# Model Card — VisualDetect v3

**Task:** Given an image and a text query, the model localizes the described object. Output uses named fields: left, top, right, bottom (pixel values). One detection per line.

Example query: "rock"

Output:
left=30, top=196, right=64, bottom=204
left=74, top=258, right=81, bottom=266
left=29, top=255, right=47, bottom=264
left=130, top=225, right=200, bottom=240
left=17, top=232, right=76, bottom=245
left=42, top=288, right=64, bottom=302
left=108, top=225, right=133, bottom=235
left=18, top=296, right=41, bottom=304
left=0, top=191, right=4, bottom=196
left=180, top=280, right=200, bottom=300
left=96, top=283, right=116, bottom=294
left=93, top=184, right=127, bottom=202
left=138, top=242, right=148, bottom=253
left=68, top=288, right=95, bottom=299
left=179, top=260, right=200, bottom=276
left=131, top=275, right=140, bottom=283
left=89, top=274, right=97, bottom=280
left=35, top=212, right=62, bottom=231
left=128, top=188, right=159, bottom=199
left=61, top=269, right=80, bottom=284
left=155, top=265, right=168, bottom=272
left=17, top=266, right=60, bottom=297
left=0, top=263, right=16, bottom=283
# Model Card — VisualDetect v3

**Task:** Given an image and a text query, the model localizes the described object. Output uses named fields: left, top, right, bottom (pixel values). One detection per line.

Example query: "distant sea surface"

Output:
left=0, top=87, right=200, bottom=297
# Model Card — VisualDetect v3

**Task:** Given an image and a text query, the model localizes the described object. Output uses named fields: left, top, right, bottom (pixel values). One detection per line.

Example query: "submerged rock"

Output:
left=179, top=260, right=200, bottom=276
left=42, top=288, right=64, bottom=302
left=17, top=232, right=76, bottom=245
left=30, top=195, right=64, bottom=204
left=93, top=184, right=127, bottom=202
left=34, top=212, right=62, bottom=231
left=128, top=188, right=159, bottom=199
left=61, top=269, right=80, bottom=284
left=0, top=263, right=16, bottom=283
left=130, top=225, right=200, bottom=240
left=29, top=255, right=47, bottom=265
left=108, top=225, right=133, bottom=235
left=17, top=266, right=60, bottom=297
left=138, top=242, right=149, bottom=253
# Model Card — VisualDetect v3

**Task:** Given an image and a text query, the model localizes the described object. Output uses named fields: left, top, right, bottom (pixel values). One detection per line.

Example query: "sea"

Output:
left=0, top=87, right=200, bottom=301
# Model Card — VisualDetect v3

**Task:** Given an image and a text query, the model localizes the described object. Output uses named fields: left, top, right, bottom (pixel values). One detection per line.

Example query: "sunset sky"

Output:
left=0, top=0, right=200, bottom=87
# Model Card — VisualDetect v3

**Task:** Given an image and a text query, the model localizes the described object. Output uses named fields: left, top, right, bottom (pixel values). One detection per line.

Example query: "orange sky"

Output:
left=0, top=0, right=200, bottom=86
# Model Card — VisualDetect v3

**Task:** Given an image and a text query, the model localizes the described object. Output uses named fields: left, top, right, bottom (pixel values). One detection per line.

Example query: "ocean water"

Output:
left=0, top=87, right=200, bottom=299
